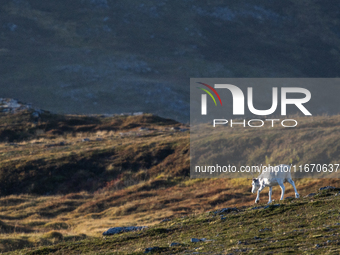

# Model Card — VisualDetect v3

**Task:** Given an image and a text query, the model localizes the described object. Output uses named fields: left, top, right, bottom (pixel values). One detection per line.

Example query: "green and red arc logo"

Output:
left=196, top=82, right=222, bottom=106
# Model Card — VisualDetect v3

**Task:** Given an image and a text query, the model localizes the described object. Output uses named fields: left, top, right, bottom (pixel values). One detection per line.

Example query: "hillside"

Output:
left=0, top=102, right=186, bottom=196
left=1, top=1, right=340, bottom=122
left=7, top=188, right=340, bottom=254
left=191, top=114, right=340, bottom=178
left=0, top=105, right=338, bottom=253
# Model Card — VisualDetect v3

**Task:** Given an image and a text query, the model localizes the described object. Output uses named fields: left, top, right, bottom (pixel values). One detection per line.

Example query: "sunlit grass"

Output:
left=0, top=111, right=338, bottom=252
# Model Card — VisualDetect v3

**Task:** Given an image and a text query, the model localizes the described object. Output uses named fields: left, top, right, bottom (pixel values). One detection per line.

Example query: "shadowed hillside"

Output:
left=1, top=0, right=340, bottom=122
left=0, top=103, right=339, bottom=197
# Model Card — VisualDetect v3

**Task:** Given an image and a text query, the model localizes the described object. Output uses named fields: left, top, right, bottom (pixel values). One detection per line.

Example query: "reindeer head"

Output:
left=251, top=178, right=260, bottom=193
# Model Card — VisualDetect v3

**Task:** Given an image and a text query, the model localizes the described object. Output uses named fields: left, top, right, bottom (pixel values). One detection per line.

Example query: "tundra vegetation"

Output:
left=0, top=109, right=339, bottom=253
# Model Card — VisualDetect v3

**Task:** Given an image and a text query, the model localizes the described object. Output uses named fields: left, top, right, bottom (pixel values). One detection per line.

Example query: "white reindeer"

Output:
left=251, top=164, right=299, bottom=204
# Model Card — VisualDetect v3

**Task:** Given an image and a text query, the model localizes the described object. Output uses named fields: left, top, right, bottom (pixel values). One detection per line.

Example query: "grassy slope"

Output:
left=0, top=110, right=339, bottom=253
left=7, top=189, right=340, bottom=254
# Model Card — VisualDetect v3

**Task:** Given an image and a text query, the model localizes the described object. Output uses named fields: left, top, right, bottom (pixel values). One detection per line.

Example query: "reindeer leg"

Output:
left=255, top=185, right=265, bottom=204
left=279, top=182, right=285, bottom=200
left=287, top=178, right=299, bottom=198
left=268, top=186, right=272, bottom=204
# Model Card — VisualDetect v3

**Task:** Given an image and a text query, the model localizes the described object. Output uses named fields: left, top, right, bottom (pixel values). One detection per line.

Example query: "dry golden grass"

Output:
left=0, top=111, right=338, bottom=252
left=0, top=177, right=337, bottom=252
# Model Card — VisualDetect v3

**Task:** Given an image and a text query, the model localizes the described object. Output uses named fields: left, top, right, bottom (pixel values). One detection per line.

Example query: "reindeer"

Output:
left=251, top=164, right=299, bottom=204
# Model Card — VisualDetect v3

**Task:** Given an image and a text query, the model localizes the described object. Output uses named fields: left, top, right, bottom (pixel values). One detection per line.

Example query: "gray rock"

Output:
left=144, top=247, right=159, bottom=253
left=251, top=206, right=265, bottom=210
left=315, top=244, right=320, bottom=248
left=190, top=238, right=213, bottom=243
left=102, top=226, right=147, bottom=236
left=264, top=204, right=280, bottom=209
left=191, top=238, right=201, bottom=243
left=304, top=193, right=316, bottom=198
left=259, top=228, right=271, bottom=232
left=319, top=186, right=336, bottom=191
left=169, top=242, right=181, bottom=247
left=82, top=138, right=90, bottom=142
left=214, top=207, right=239, bottom=214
